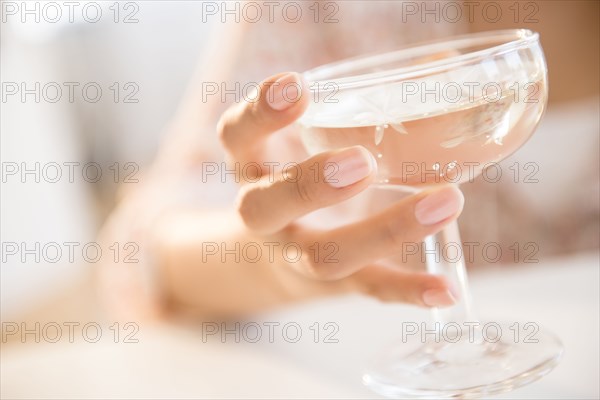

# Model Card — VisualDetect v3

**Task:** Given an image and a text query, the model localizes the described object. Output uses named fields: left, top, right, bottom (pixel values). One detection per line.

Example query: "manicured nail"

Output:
left=267, top=73, right=302, bottom=111
left=325, top=146, right=376, bottom=188
left=422, top=289, right=456, bottom=307
left=414, top=186, right=464, bottom=226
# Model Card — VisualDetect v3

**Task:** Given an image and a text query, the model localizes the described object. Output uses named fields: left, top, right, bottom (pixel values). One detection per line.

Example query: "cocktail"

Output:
left=298, top=30, right=562, bottom=398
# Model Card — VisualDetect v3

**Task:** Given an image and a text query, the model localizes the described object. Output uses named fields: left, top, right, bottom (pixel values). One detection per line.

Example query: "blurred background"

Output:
left=1, top=1, right=598, bottom=399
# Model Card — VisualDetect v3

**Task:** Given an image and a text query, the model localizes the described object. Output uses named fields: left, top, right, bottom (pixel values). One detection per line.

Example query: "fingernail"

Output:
left=325, top=146, right=376, bottom=188
left=422, top=289, right=456, bottom=307
left=414, top=186, right=464, bottom=226
left=267, top=73, right=302, bottom=111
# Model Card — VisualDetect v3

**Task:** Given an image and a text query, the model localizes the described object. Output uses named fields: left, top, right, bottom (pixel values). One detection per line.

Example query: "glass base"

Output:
left=363, top=321, right=563, bottom=399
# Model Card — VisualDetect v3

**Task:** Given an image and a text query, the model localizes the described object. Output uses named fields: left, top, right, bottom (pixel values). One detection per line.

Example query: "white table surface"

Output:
left=1, top=252, right=598, bottom=399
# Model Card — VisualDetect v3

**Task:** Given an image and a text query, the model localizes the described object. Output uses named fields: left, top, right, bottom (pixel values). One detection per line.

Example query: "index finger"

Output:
left=217, top=72, right=309, bottom=174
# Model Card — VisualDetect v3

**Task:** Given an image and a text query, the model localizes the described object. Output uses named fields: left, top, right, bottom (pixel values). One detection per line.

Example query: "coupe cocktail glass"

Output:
left=298, top=30, right=562, bottom=398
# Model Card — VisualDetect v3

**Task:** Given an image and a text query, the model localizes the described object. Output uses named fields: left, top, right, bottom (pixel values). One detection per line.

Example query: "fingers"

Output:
left=298, top=185, right=464, bottom=280
left=217, top=72, right=309, bottom=168
left=351, top=265, right=456, bottom=307
left=237, top=146, right=377, bottom=234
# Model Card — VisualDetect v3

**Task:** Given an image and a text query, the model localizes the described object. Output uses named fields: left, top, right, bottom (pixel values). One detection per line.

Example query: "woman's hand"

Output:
left=99, top=72, right=465, bottom=321
left=216, top=72, right=464, bottom=307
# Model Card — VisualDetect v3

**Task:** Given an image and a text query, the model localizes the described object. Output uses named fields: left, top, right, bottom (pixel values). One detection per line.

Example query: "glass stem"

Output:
left=424, top=220, right=476, bottom=326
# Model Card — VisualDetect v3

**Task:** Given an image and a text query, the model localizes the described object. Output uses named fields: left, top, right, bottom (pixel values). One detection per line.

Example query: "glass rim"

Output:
left=304, top=29, right=540, bottom=91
